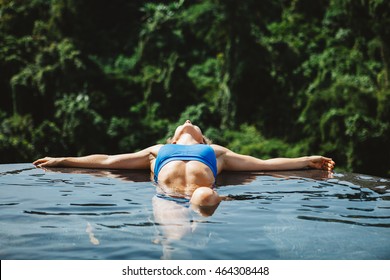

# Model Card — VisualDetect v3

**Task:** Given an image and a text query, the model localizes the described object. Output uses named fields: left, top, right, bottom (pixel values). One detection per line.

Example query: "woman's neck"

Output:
left=175, top=133, right=202, bottom=145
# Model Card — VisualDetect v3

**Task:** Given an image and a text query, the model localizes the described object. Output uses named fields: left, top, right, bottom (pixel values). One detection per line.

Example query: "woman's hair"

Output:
left=166, top=136, right=212, bottom=145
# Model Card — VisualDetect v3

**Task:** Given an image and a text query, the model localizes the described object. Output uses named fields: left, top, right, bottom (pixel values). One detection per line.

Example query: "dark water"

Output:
left=0, top=164, right=389, bottom=260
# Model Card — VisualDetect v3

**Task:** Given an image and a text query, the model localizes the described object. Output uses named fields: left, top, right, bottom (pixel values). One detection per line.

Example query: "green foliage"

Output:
left=1, top=0, right=389, bottom=177
left=219, top=124, right=307, bottom=160
left=0, top=113, right=34, bottom=162
left=54, top=93, right=106, bottom=155
left=161, top=103, right=217, bottom=143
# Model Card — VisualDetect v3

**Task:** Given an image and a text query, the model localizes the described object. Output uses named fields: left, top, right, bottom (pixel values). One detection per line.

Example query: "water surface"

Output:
left=0, top=164, right=389, bottom=259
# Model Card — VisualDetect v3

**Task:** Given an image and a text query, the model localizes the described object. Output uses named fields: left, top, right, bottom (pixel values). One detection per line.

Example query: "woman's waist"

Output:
left=156, top=161, right=215, bottom=196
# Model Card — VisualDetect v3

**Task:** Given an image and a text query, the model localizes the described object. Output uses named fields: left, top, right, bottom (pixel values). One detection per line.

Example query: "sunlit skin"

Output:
left=171, top=120, right=206, bottom=144
left=33, top=120, right=335, bottom=209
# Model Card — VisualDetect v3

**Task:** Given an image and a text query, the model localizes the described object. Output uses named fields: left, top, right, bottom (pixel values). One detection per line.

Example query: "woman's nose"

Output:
left=185, top=120, right=192, bottom=124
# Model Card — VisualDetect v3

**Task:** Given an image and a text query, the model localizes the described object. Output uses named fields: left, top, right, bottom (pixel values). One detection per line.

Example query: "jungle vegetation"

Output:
left=1, top=0, right=389, bottom=177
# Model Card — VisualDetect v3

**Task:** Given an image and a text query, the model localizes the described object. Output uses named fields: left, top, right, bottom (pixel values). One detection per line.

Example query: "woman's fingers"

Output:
left=33, top=158, right=45, bottom=166
left=309, top=156, right=335, bottom=171
left=33, top=157, right=51, bottom=167
left=322, top=158, right=335, bottom=171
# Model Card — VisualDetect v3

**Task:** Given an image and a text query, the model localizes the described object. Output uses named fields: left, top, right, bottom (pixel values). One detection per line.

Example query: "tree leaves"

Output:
left=0, top=0, right=389, bottom=176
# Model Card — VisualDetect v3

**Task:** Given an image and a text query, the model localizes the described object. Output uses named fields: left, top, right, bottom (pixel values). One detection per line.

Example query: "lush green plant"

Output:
left=1, top=0, right=389, bottom=177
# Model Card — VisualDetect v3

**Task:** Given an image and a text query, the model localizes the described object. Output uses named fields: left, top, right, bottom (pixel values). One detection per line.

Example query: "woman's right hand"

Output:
left=33, top=157, right=64, bottom=168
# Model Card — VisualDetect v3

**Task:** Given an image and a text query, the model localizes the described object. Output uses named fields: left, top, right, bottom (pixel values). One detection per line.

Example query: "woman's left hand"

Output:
left=307, top=156, right=335, bottom=171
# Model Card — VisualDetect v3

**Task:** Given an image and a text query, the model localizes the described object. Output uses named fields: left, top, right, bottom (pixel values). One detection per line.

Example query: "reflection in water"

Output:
left=152, top=195, right=194, bottom=259
left=47, top=168, right=335, bottom=186
left=1, top=164, right=389, bottom=259
left=217, top=169, right=332, bottom=186
left=86, top=222, right=100, bottom=245
left=43, top=167, right=390, bottom=258
left=44, top=167, right=152, bottom=182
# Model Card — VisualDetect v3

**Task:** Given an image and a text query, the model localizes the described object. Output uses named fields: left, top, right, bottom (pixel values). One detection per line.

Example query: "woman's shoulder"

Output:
left=210, top=144, right=229, bottom=156
left=144, top=144, right=164, bottom=156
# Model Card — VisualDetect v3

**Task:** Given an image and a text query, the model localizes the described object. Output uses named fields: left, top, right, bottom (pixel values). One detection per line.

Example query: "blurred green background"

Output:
left=1, top=0, right=389, bottom=177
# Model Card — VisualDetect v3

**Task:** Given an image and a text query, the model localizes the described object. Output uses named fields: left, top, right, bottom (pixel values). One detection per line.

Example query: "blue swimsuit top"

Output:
left=153, top=144, right=218, bottom=182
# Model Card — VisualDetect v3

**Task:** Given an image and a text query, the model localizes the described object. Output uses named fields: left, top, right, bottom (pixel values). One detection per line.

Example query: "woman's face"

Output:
left=171, top=120, right=205, bottom=144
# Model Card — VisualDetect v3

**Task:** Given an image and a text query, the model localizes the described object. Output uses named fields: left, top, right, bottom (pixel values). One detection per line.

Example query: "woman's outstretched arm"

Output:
left=33, top=144, right=162, bottom=170
left=213, top=145, right=335, bottom=172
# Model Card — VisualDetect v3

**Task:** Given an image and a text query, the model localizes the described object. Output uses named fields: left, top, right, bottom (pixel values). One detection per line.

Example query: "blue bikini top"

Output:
left=153, top=144, right=218, bottom=182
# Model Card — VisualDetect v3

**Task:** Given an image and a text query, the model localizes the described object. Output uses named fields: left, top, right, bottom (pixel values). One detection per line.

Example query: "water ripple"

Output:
left=23, top=210, right=130, bottom=216
left=340, top=214, right=390, bottom=219
left=97, top=222, right=155, bottom=229
left=301, top=204, right=329, bottom=209
left=297, top=215, right=390, bottom=228
left=0, top=167, right=36, bottom=176
left=346, top=207, right=374, bottom=212
left=69, top=203, right=117, bottom=207
left=0, top=203, right=19, bottom=206
left=2, top=164, right=389, bottom=260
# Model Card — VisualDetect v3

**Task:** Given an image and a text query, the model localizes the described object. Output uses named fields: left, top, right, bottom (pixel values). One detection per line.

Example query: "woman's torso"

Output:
left=151, top=144, right=222, bottom=197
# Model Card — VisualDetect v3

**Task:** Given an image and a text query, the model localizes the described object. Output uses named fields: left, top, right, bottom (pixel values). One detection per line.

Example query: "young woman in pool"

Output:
left=33, top=120, right=335, bottom=207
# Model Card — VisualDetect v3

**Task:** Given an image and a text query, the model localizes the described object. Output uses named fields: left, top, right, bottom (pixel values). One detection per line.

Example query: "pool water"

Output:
left=0, top=163, right=389, bottom=260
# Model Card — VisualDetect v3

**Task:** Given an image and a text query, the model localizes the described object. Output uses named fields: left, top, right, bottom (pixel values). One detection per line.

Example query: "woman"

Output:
left=33, top=120, right=335, bottom=207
